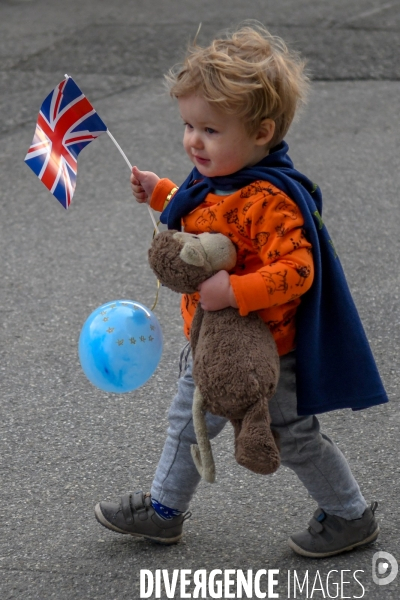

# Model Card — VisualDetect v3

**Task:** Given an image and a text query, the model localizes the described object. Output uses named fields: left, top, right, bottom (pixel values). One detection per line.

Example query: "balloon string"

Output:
left=151, top=279, right=160, bottom=312
left=150, top=221, right=162, bottom=311
left=106, top=134, right=162, bottom=310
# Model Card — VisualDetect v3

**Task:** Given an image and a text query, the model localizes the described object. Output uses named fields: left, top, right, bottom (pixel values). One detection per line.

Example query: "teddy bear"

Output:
left=148, top=230, right=281, bottom=483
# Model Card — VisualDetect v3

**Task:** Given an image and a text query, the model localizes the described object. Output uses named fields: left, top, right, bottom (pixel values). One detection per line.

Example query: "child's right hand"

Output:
left=130, top=166, right=160, bottom=204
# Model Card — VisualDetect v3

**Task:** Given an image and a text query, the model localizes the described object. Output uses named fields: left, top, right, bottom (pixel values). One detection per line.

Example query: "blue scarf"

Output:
left=161, top=142, right=388, bottom=415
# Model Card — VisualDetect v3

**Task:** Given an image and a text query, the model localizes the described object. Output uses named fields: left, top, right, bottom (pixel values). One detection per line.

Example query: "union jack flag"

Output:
left=24, top=76, right=107, bottom=208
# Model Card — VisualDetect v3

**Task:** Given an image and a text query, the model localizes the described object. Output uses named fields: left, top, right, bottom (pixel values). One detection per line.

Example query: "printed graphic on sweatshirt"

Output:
left=276, top=199, right=299, bottom=220
left=295, top=265, right=312, bottom=287
left=240, top=181, right=281, bottom=199
left=195, top=207, right=217, bottom=231
left=223, top=208, right=248, bottom=238
left=260, top=270, right=289, bottom=295
left=251, top=231, right=271, bottom=251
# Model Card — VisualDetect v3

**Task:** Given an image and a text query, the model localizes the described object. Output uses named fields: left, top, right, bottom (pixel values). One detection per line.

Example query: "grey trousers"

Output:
left=151, top=350, right=368, bottom=520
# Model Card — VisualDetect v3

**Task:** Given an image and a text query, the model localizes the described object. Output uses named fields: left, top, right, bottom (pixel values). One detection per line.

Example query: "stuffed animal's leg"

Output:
left=233, top=399, right=280, bottom=475
left=191, top=386, right=216, bottom=483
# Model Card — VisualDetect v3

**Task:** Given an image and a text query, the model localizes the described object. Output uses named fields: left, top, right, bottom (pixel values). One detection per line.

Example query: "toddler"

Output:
left=95, top=23, right=387, bottom=557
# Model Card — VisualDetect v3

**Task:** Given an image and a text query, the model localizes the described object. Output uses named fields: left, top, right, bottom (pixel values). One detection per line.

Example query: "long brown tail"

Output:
left=190, top=386, right=216, bottom=483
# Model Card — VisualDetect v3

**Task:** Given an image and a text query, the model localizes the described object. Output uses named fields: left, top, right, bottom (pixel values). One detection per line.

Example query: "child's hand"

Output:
left=130, top=166, right=160, bottom=204
left=198, top=271, right=238, bottom=311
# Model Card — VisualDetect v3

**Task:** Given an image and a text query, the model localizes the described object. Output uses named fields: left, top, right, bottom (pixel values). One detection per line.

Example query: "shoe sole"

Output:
left=288, top=526, right=380, bottom=558
left=94, top=503, right=183, bottom=545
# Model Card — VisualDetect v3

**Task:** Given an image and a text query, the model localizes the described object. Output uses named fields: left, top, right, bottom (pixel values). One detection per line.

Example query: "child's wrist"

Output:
left=150, top=179, right=178, bottom=212
left=163, top=186, right=178, bottom=210
left=228, top=283, right=238, bottom=308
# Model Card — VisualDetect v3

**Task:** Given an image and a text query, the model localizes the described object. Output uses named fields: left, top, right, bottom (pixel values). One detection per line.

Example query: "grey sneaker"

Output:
left=94, top=491, right=190, bottom=544
left=288, top=502, right=379, bottom=558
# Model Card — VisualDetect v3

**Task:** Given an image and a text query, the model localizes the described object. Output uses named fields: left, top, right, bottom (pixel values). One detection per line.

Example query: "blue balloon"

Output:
left=79, top=300, right=163, bottom=393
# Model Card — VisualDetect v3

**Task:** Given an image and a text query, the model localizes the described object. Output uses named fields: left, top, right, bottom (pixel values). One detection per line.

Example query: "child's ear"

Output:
left=255, top=119, right=275, bottom=147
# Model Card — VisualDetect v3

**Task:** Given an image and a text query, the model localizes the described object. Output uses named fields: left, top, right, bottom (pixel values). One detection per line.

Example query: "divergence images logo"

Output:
left=372, top=551, right=398, bottom=586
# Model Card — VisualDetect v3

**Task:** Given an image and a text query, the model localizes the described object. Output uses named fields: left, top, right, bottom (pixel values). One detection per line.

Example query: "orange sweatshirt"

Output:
left=151, top=178, right=314, bottom=356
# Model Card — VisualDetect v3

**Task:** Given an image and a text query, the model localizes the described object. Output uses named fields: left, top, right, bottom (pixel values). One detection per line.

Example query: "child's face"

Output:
left=178, top=94, right=269, bottom=178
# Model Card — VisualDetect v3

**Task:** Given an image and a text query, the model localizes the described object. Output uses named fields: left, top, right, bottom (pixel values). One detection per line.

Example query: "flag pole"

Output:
left=63, top=74, right=159, bottom=233
left=106, top=130, right=160, bottom=233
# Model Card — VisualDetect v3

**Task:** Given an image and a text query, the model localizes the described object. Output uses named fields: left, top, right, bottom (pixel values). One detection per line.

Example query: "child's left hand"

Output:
left=198, top=271, right=238, bottom=311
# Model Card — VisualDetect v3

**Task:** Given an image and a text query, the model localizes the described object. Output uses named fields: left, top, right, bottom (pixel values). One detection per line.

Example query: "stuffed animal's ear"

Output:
left=180, top=244, right=205, bottom=267
left=198, top=232, right=237, bottom=272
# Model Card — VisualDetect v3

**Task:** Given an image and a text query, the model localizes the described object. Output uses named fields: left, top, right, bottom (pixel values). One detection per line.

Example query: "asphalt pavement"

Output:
left=1, top=1, right=400, bottom=598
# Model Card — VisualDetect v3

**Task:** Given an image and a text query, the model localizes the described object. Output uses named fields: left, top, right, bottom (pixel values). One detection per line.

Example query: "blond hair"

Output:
left=165, top=22, right=309, bottom=147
